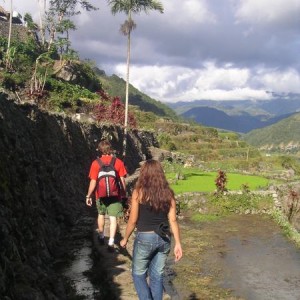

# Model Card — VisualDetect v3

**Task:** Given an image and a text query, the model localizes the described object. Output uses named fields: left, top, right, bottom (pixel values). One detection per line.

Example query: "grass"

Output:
left=190, top=213, right=221, bottom=222
left=167, top=169, right=269, bottom=194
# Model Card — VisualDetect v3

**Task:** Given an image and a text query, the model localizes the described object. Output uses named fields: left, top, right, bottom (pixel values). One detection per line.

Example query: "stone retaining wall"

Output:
left=0, top=20, right=30, bottom=42
left=0, top=93, right=158, bottom=299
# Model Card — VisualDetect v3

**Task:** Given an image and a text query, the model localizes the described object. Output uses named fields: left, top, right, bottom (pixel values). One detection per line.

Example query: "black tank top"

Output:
left=136, top=203, right=168, bottom=232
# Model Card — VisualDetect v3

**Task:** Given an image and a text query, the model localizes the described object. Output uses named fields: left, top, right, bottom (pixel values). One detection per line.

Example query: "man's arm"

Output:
left=86, top=179, right=96, bottom=206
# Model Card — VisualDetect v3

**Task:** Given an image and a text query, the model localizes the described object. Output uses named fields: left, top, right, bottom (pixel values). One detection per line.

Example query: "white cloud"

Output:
left=259, top=69, right=300, bottom=94
left=235, top=0, right=300, bottom=26
left=116, top=62, right=270, bottom=102
left=194, top=62, right=249, bottom=90
left=6, top=0, right=300, bottom=103
left=162, top=0, right=216, bottom=25
left=113, top=62, right=300, bottom=102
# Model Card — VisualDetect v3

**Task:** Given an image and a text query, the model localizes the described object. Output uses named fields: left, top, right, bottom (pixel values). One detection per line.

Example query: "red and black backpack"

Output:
left=96, top=157, right=120, bottom=198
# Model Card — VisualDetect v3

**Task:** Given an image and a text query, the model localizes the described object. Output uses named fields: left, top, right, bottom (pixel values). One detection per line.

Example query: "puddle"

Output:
left=203, top=215, right=300, bottom=300
left=220, top=228, right=300, bottom=299
left=64, top=241, right=99, bottom=299
left=173, top=214, right=300, bottom=299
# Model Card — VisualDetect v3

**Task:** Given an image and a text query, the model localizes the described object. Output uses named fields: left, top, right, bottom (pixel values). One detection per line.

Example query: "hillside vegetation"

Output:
left=97, top=70, right=178, bottom=120
left=243, top=112, right=300, bottom=154
left=1, top=21, right=299, bottom=175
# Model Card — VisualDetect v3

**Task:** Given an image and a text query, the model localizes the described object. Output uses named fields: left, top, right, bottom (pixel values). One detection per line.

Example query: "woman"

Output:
left=120, top=160, right=183, bottom=300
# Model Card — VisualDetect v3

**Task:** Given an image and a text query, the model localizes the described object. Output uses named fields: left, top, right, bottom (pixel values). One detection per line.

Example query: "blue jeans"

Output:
left=132, top=232, right=171, bottom=300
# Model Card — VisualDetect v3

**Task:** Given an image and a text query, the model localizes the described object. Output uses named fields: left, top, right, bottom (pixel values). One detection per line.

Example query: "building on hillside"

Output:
left=0, top=5, right=23, bottom=24
left=0, top=5, right=30, bottom=43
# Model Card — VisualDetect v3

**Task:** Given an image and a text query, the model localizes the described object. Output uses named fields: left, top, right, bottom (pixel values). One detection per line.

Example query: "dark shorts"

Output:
left=96, top=197, right=123, bottom=217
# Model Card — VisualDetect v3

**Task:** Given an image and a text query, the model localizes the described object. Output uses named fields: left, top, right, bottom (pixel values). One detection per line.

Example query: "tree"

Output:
left=57, top=18, right=76, bottom=54
left=5, top=0, right=13, bottom=70
left=107, top=0, right=164, bottom=157
left=37, top=0, right=47, bottom=46
left=45, top=0, right=97, bottom=50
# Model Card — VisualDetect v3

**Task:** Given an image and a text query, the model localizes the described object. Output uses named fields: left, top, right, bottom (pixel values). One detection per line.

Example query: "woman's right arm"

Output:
left=168, top=198, right=183, bottom=262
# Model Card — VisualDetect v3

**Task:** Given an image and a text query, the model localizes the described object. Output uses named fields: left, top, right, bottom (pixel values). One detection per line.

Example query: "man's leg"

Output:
left=107, top=200, right=123, bottom=250
left=97, top=214, right=105, bottom=245
left=98, top=214, right=105, bottom=233
left=108, top=216, right=117, bottom=246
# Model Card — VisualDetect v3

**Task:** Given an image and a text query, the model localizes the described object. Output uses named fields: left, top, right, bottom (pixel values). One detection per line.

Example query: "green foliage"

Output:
left=46, top=78, right=97, bottom=111
left=67, top=61, right=101, bottom=92
left=243, top=112, right=300, bottom=153
left=166, top=167, right=270, bottom=194
left=1, top=72, right=26, bottom=91
left=0, top=37, right=40, bottom=71
left=157, top=133, right=177, bottom=151
left=97, top=73, right=178, bottom=120
left=191, top=213, right=221, bottom=222
left=271, top=209, right=300, bottom=247
left=208, top=192, right=274, bottom=215
left=277, top=155, right=300, bottom=174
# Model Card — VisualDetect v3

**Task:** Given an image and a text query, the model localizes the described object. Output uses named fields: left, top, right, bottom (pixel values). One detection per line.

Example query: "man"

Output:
left=86, top=139, right=127, bottom=252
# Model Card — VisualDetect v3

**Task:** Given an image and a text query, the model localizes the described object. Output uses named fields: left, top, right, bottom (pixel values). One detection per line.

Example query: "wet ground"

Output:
left=173, top=214, right=300, bottom=300
left=64, top=212, right=300, bottom=300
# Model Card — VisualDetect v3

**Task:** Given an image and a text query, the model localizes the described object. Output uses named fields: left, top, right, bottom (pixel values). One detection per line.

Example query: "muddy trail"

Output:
left=173, top=213, right=300, bottom=300
left=64, top=213, right=300, bottom=300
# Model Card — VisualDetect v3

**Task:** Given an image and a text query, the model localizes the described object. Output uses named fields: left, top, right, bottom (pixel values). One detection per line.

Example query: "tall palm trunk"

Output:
left=6, top=0, right=13, bottom=69
left=37, top=0, right=46, bottom=46
left=123, top=29, right=131, bottom=157
left=123, top=10, right=132, bottom=157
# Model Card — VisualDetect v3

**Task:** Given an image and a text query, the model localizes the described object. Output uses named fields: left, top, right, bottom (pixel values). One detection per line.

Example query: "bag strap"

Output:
left=96, top=156, right=116, bottom=168
left=96, top=157, right=103, bottom=168
left=110, top=156, right=116, bottom=167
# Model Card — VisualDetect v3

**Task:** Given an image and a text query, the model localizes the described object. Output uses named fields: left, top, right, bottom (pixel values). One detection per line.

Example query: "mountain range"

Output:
left=167, top=93, right=300, bottom=133
left=243, top=112, right=300, bottom=151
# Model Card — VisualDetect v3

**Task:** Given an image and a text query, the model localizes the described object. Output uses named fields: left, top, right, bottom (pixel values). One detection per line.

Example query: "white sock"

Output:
left=108, top=238, right=114, bottom=246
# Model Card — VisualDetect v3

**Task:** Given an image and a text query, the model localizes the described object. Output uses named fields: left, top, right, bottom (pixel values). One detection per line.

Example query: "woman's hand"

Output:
left=120, top=238, right=127, bottom=248
left=174, top=243, right=183, bottom=262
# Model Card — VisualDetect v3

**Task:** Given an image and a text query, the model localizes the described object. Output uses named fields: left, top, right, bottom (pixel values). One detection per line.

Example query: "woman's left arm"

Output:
left=120, top=190, right=139, bottom=248
left=168, top=198, right=183, bottom=262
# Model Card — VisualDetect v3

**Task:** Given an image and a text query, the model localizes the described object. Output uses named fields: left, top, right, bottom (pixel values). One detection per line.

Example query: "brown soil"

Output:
left=172, top=213, right=300, bottom=300
left=94, top=213, right=300, bottom=300
left=94, top=218, right=172, bottom=300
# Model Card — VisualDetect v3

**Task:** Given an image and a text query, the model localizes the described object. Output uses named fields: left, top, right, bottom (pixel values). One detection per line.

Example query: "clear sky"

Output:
left=5, top=0, right=300, bottom=103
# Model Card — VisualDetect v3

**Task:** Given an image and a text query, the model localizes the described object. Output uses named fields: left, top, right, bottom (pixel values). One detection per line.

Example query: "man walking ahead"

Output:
left=86, top=140, right=127, bottom=252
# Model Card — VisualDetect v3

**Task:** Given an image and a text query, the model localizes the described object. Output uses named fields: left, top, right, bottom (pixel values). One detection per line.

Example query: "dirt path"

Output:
left=172, top=213, right=300, bottom=300
left=91, top=212, right=300, bottom=299
left=93, top=218, right=174, bottom=300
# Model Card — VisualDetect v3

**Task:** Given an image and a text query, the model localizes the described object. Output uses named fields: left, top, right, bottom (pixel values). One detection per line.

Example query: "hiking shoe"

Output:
left=98, top=236, right=105, bottom=245
left=107, top=245, right=115, bottom=253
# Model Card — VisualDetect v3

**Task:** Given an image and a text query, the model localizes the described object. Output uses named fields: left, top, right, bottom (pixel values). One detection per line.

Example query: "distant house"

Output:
left=0, top=5, right=29, bottom=42
left=0, top=5, right=9, bottom=21
left=0, top=5, right=23, bottom=24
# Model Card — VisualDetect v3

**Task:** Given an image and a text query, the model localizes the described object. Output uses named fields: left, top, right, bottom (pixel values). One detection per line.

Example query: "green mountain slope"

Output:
left=97, top=71, right=178, bottom=120
left=243, top=113, right=300, bottom=152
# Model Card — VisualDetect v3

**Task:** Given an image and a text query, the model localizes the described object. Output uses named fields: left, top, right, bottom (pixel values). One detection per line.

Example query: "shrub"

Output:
left=93, top=90, right=137, bottom=128
left=215, top=170, right=227, bottom=193
left=208, top=192, right=273, bottom=215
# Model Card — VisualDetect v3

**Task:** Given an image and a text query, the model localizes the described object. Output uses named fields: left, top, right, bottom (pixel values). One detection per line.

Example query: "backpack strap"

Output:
left=96, top=156, right=116, bottom=168
left=110, top=156, right=116, bottom=167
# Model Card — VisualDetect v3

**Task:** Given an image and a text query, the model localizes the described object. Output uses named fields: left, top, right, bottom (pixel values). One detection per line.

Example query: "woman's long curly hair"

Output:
left=134, top=160, right=174, bottom=213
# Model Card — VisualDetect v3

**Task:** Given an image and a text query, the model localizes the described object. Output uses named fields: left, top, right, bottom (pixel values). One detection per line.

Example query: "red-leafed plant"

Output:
left=93, top=90, right=137, bottom=128
left=215, top=169, right=228, bottom=193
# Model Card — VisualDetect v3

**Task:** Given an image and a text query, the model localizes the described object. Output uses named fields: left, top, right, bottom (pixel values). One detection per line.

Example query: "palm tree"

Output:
left=5, top=0, right=13, bottom=70
left=107, top=0, right=164, bottom=157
